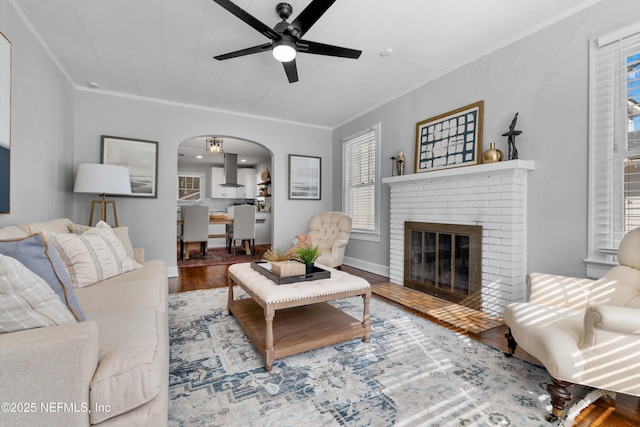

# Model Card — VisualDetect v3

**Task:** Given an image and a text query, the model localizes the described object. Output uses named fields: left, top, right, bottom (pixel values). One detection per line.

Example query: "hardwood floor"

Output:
left=169, top=264, right=640, bottom=426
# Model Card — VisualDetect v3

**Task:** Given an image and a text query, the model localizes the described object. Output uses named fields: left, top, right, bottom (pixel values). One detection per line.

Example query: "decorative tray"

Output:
left=251, top=261, right=331, bottom=285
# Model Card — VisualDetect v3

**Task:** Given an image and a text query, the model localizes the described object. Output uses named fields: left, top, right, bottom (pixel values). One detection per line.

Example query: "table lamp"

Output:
left=74, top=163, right=132, bottom=227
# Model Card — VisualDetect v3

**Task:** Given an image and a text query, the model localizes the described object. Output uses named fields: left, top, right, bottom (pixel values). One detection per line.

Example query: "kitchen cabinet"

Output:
left=210, top=167, right=236, bottom=198
left=236, top=168, right=256, bottom=199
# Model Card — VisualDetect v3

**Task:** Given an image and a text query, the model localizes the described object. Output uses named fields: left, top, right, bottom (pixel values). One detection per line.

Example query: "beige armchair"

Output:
left=304, top=211, right=352, bottom=268
left=503, top=227, right=640, bottom=421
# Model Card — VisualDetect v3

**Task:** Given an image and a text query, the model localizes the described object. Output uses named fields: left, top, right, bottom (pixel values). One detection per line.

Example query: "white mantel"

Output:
left=382, top=159, right=535, bottom=185
left=383, top=160, right=535, bottom=317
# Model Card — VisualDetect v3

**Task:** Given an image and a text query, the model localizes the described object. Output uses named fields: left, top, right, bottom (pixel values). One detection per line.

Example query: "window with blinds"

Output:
left=588, top=23, right=640, bottom=274
left=342, top=124, right=380, bottom=234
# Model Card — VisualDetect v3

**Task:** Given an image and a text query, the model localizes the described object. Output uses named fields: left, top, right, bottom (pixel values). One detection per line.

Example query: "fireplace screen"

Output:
left=404, top=222, right=482, bottom=307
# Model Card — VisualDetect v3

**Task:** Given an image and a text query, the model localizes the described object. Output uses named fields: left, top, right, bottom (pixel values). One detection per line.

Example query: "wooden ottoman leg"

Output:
left=264, top=306, right=275, bottom=371
left=227, top=275, right=235, bottom=311
left=363, top=289, right=371, bottom=343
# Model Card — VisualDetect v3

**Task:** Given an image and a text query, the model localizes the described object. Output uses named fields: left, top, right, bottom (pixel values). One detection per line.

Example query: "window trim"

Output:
left=587, top=23, right=640, bottom=278
left=177, top=172, right=206, bottom=203
left=341, top=123, right=381, bottom=240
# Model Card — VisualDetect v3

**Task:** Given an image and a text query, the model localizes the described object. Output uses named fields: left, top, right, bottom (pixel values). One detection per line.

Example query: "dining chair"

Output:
left=227, top=204, right=256, bottom=256
left=179, top=205, right=209, bottom=260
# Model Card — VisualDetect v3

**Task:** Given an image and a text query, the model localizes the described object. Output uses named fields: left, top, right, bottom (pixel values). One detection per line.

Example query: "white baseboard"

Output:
left=167, top=266, right=179, bottom=278
left=342, top=256, right=390, bottom=278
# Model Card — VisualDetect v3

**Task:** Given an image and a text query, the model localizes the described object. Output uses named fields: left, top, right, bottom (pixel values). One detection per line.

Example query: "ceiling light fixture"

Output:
left=272, top=39, right=296, bottom=62
left=380, top=48, right=393, bottom=57
left=206, top=138, right=223, bottom=153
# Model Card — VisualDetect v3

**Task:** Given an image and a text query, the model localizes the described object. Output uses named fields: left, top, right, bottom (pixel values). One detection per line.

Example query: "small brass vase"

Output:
left=483, top=142, right=503, bottom=163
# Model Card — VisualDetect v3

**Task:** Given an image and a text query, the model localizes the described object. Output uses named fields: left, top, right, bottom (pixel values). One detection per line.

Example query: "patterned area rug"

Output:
left=168, top=288, right=589, bottom=426
left=177, top=245, right=270, bottom=268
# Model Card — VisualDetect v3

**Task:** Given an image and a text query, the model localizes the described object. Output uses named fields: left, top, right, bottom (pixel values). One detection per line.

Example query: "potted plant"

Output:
left=294, top=244, right=322, bottom=274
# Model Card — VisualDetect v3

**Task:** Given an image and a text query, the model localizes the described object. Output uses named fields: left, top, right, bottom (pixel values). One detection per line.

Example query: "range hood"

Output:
left=220, top=153, right=244, bottom=188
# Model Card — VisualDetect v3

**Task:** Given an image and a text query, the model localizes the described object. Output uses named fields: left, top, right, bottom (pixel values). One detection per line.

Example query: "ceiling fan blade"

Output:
left=282, top=59, right=299, bottom=83
left=212, top=0, right=281, bottom=40
left=214, top=43, right=272, bottom=60
left=298, top=40, right=362, bottom=59
left=290, top=0, right=337, bottom=39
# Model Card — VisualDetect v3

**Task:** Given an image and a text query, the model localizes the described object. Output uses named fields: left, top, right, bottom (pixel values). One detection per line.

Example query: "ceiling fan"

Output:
left=212, top=0, right=362, bottom=83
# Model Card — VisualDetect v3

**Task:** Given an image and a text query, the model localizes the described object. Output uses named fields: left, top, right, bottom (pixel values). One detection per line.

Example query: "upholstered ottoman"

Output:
left=227, top=262, right=371, bottom=371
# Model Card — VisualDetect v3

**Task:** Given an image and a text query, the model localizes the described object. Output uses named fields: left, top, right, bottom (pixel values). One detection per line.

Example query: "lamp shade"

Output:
left=74, top=163, right=132, bottom=195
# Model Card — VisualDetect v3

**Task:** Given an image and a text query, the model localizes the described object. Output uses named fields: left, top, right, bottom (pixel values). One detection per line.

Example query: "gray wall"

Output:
left=0, top=1, right=74, bottom=227
left=73, top=91, right=332, bottom=273
left=5, top=0, right=640, bottom=280
left=333, top=0, right=640, bottom=278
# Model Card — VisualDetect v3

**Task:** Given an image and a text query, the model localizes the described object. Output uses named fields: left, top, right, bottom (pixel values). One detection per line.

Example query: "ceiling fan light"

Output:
left=272, top=40, right=296, bottom=62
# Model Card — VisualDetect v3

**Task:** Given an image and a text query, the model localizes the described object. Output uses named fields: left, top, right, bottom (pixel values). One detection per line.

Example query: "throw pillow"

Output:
left=0, top=225, right=29, bottom=240
left=17, top=218, right=73, bottom=234
left=69, top=223, right=135, bottom=258
left=46, top=221, right=141, bottom=288
left=0, top=253, right=77, bottom=334
left=0, top=234, right=85, bottom=321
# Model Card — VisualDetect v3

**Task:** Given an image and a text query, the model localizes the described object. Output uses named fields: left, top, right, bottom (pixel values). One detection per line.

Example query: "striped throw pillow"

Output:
left=45, top=221, right=141, bottom=288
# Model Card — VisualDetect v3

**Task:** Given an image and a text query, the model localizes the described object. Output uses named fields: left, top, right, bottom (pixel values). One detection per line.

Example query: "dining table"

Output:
left=177, top=214, right=266, bottom=255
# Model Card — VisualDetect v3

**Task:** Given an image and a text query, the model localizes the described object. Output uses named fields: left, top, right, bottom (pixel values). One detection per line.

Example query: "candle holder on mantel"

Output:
left=396, top=150, right=405, bottom=176
left=391, top=150, right=405, bottom=176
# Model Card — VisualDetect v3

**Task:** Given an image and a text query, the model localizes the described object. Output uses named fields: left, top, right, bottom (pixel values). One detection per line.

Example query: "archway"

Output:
left=176, top=135, right=273, bottom=257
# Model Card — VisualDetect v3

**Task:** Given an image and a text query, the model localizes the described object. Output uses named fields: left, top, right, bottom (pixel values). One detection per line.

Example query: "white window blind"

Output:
left=588, top=25, right=640, bottom=272
left=342, top=124, right=379, bottom=233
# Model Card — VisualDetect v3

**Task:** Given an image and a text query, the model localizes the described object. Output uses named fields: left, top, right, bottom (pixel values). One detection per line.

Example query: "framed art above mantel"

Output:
left=415, top=101, right=484, bottom=173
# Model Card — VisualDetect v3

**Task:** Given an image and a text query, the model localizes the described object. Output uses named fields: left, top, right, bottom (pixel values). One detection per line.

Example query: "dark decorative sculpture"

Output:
left=502, top=113, right=522, bottom=160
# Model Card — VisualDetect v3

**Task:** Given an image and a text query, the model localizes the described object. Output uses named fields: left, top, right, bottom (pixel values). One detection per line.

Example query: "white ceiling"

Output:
left=12, top=0, right=600, bottom=129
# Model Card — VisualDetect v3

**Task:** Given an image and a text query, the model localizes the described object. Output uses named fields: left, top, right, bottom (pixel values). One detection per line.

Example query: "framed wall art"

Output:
left=288, top=154, right=321, bottom=200
left=101, top=135, right=159, bottom=198
left=0, top=32, right=11, bottom=213
left=415, top=100, right=484, bottom=173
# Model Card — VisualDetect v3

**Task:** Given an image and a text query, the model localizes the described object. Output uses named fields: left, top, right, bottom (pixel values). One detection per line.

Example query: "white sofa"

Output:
left=0, top=218, right=168, bottom=426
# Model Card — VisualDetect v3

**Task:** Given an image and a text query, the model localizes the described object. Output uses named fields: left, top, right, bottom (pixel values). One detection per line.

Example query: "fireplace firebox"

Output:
left=404, top=222, right=482, bottom=308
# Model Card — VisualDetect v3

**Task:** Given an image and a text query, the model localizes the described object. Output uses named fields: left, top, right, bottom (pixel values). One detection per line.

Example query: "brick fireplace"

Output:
left=382, top=160, right=535, bottom=317
left=404, top=221, right=483, bottom=308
